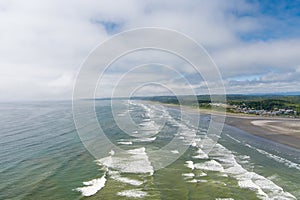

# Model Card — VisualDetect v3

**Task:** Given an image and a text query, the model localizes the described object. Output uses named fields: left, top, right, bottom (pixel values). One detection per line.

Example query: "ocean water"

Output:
left=0, top=100, right=300, bottom=200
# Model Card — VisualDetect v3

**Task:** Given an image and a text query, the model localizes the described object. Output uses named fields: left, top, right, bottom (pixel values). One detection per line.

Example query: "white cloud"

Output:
left=214, top=39, right=300, bottom=77
left=0, top=0, right=299, bottom=100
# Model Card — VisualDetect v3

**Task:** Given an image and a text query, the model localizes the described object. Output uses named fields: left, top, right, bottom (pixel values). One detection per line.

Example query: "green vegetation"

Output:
left=227, top=95, right=300, bottom=115
left=139, top=95, right=300, bottom=116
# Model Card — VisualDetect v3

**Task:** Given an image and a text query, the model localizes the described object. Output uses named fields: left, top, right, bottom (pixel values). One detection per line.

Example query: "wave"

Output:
left=226, top=132, right=300, bottom=172
left=74, top=174, right=107, bottom=197
left=214, top=143, right=296, bottom=199
left=194, top=160, right=224, bottom=172
left=193, top=148, right=209, bottom=159
left=245, top=143, right=300, bottom=171
left=225, top=134, right=241, bottom=143
left=75, top=101, right=298, bottom=199
left=97, top=147, right=154, bottom=175
left=185, top=161, right=195, bottom=170
left=117, top=189, right=148, bottom=198
left=171, top=150, right=179, bottom=154
left=129, top=101, right=169, bottom=138
left=185, top=139, right=296, bottom=199
left=182, top=173, right=195, bottom=178
left=132, top=137, right=156, bottom=142
left=187, top=179, right=208, bottom=183
left=117, top=141, right=133, bottom=145
left=75, top=147, right=153, bottom=197
left=109, top=171, right=143, bottom=186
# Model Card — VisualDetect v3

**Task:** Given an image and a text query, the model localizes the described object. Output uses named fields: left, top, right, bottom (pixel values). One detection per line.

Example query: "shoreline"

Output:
left=149, top=102, right=300, bottom=150
left=225, top=116, right=300, bottom=150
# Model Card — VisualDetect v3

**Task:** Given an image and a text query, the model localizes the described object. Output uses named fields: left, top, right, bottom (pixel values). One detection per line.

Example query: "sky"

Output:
left=0, top=0, right=300, bottom=100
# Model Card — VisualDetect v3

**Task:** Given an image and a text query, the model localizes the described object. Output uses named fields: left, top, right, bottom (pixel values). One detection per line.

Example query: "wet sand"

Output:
left=151, top=102, right=300, bottom=150
left=225, top=116, right=300, bottom=150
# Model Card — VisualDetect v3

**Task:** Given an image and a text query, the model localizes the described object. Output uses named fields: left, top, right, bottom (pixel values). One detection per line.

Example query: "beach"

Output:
left=225, top=116, right=300, bottom=150
left=155, top=102, right=300, bottom=150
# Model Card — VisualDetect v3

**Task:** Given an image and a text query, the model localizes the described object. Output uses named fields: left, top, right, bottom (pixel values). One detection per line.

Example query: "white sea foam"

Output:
left=246, top=143, right=300, bottom=171
left=167, top=114, right=198, bottom=148
left=198, top=172, right=207, bottom=177
left=171, top=150, right=179, bottom=154
left=194, top=160, right=224, bottom=172
left=132, top=137, right=156, bottom=142
left=74, top=175, right=107, bottom=197
left=190, top=137, right=296, bottom=199
left=227, top=133, right=300, bottom=172
left=121, top=102, right=296, bottom=199
left=224, top=165, right=248, bottom=175
left=127, top=148, right=145, bottom=154
left=193, top=148, right=208, bottom=159
left=139, top=120, right=156, bottom=128
left=236, top=155, right=251, bottom=164
left=117, top=141, right=133, bottom=145
left=180, top=130, right=197, bottom=146
left=131, top=102, right=169, bottom=138
left=218, top=144, right=295, bottom=199
left=238, top=179, right=264, bottom=192
left=182, top=173, right=195, bottom=178
left=110, top=173, right=143, bottom=186
left=239, top=155, right=250, bottom=160
left=109, top=150, right=115, bottom=156
left=185, top=161, right=195, bottom=170
left=81, top=147, right=153, bottom=197
left=187, top=179, right=208, bottom=183
left=225, top=134, right=241, bottom=143
left=117, top=189, right=148, bottom=198
left=97, top=147, right=154, bottom=175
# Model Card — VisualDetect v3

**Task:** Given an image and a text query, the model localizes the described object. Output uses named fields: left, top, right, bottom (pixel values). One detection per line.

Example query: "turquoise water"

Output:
left=0, top=100, right=300, bottom=199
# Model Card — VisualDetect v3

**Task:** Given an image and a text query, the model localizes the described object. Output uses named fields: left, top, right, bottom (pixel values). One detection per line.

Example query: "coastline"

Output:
left=150, top=102, right=300, bottom=150
left=225, top=116, right=300, bottom=150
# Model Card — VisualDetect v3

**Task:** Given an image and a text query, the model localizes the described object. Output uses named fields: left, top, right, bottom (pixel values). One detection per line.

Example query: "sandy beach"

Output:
left=153, top=102, right=300, bottom=150
left=225, top=116, right=300, bottom=150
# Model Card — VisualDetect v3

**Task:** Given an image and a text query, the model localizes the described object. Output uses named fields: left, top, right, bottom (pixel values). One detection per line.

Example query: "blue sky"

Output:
left=237, top=0, right=300, bottom=41
left=0, top=0, right=300, bottom=100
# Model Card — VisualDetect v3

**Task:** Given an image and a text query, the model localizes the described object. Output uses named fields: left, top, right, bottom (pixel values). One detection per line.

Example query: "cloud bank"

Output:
left=0, top=0, right=299, bottom=100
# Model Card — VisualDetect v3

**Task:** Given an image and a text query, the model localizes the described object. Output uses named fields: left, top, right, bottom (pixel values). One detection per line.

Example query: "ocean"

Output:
left=0, top=100, right=300, bottom=200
